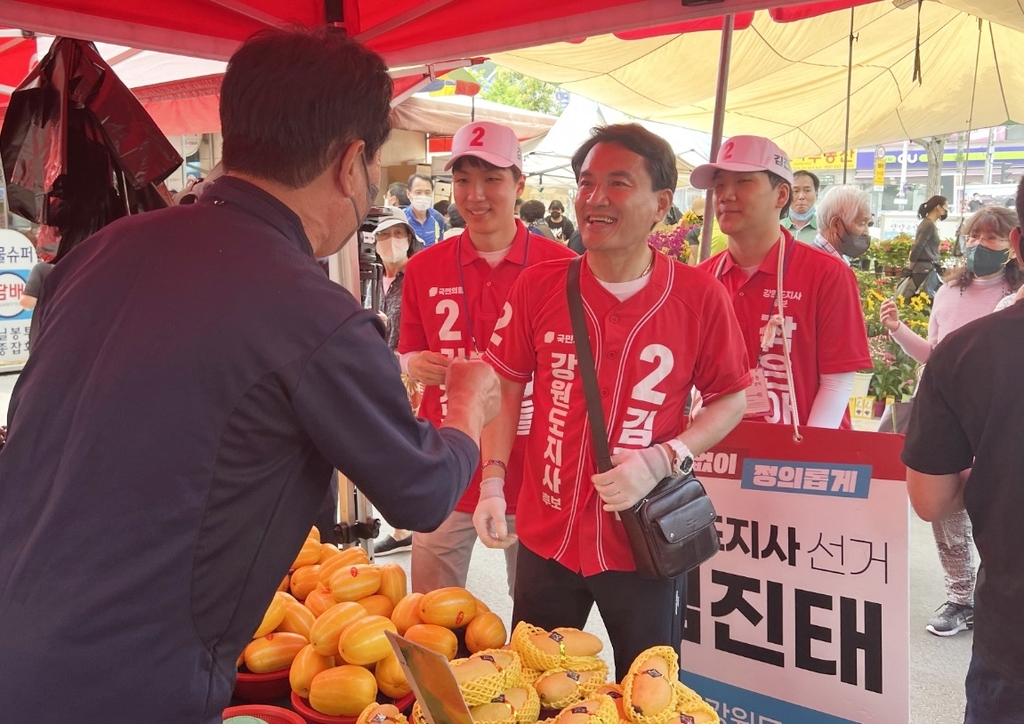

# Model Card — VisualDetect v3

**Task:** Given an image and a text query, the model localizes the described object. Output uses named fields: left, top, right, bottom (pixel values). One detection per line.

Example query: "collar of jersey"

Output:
left=458, top=219, right=530, bottom=267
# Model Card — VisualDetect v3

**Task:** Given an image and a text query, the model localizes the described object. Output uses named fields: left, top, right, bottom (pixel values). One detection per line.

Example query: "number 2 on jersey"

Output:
left=436, top=299, right=462, bottom=341
left=631, top=344, right=673, bottom=404
left=489, top=302, right=512, bottom=348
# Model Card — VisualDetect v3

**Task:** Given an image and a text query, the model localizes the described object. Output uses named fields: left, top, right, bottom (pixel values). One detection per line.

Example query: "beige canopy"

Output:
left=492, top=0, right=1024, bottom=159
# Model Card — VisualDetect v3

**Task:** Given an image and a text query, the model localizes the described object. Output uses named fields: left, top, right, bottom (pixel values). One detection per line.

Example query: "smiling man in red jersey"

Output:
left=398, top=121, right=575, bottom=596
left=693, top=136, right=871, bottom=430
left=475, top=124, right=749, bottom=678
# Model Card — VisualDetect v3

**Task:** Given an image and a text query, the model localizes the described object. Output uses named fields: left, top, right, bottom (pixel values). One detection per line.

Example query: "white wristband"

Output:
left=479, top=477, right=505, bottom=500
left=399, top=351, right=419, bottom=376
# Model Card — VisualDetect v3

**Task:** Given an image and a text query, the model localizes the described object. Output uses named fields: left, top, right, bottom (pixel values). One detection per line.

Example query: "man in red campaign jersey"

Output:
left=398, top=121, right=575, bottom=595
left=475, top=124, right=749, bottom=679
left=692, top=136, right=871, bottom=430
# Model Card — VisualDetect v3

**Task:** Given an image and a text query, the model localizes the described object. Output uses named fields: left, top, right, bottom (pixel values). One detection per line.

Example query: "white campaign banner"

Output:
left=681, top=421, right=908, bottom=724
left=0, top=229, right=36, bottom=369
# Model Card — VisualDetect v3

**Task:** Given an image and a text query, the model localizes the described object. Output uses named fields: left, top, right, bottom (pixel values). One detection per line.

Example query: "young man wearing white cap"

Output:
left=398, top=121, right=575, bottom=594
left=475, top=124, right=750, bottom=678
left=693, top=136, right=870, bottom=429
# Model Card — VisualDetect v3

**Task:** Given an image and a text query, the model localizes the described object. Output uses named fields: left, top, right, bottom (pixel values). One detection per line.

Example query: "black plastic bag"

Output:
left=0, top=37, right=182, bottom=260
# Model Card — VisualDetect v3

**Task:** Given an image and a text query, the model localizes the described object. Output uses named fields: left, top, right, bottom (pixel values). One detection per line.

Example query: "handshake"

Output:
left=440, top=358, right=502, bottom=437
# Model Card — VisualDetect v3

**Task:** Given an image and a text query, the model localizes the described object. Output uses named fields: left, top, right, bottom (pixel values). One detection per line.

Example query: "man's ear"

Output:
left=338, top=139, right=367, bottom=198
left=515, top=172, right=526, bottom=197
left=776, top=182, right=791, bottom=211
left=655, top=189, right=674, bottom=224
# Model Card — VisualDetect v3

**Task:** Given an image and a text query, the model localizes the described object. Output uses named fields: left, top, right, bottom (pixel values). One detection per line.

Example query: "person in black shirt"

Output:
left=545, top=199, right=575, bottom=241
left=902, top=178, right=1024, bottom=722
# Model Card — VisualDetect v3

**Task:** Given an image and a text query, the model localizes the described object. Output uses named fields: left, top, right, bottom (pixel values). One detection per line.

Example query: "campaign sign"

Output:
left=682, top=421, right=908, bottom=724
left=0, top=229, right=36, bottom=368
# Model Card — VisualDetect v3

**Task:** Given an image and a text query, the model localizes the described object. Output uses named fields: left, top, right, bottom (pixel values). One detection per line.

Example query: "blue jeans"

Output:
left=964, top=645, right=1024, bottom=723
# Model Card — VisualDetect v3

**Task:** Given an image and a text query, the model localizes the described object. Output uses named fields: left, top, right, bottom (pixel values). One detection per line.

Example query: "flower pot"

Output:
left=872, top=399, right=886, bottom=418
left=883, top=266, right=902, bottom=277
left=851, top=371, right=873, bottom=399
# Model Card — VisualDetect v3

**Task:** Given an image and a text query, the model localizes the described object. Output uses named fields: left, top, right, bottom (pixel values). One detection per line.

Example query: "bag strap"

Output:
left=566, top=257, right=613, bottom=473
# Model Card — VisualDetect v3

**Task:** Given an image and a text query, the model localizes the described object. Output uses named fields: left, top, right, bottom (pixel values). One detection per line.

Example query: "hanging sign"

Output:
left=0, top=229, right=37, bottom=368
left=874, top=158, right=886, bottom=188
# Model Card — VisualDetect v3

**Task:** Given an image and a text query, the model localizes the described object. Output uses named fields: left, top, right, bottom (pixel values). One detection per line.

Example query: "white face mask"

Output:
left=376, top=236, right=410, bottom=264
left=410, top=195, right=433, bottom=212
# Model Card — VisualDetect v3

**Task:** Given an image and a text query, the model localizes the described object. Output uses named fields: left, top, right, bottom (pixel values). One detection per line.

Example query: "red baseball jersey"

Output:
left=399, top=221, right=576, bottom=514
left=484, top=253, right=750, bottom=575
left=698, top=227, right=872, bottom=429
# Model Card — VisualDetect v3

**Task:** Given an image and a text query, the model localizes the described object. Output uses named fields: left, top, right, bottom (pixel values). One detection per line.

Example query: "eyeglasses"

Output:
left=967, top=232, right=1008, bottom=245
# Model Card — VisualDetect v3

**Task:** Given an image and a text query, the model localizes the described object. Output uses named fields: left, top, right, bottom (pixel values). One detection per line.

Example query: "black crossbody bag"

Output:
left=566, top=257, right=720, bottom=580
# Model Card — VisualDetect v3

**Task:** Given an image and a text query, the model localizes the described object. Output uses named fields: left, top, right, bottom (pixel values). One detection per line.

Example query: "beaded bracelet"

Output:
left=482, top=459, right=507, bottom=473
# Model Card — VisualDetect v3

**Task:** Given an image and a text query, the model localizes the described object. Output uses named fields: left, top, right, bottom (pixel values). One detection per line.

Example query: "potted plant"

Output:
left=858, top=277, right=932, bottom=416
left=867, top=336, right=919, bottom=415
left=870, top=233, right=915, bottom=278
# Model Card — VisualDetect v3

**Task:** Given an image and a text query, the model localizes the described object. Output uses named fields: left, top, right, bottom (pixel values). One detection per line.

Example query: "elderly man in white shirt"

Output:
left=813, top=185, right=873, bottom=264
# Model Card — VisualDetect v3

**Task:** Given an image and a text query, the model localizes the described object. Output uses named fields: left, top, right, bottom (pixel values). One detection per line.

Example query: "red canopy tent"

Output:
left=0, top=0, right=895, bottom=140
left=0, top=0, right=881, bottom=67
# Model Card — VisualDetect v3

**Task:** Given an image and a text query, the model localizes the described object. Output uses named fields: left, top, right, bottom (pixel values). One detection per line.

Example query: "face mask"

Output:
left=377, top=236, right=410, bottom=264
left=965, top=244, right=1010, bottom=277
left=790, top=207, right=814, bottom=223
left=940, top=211, right=949, bottom=221
left=550, top=209, right=562, bottom=219
left=838, top=227, right=871, bottom=258
left=410, top=195, right=433, bottom=212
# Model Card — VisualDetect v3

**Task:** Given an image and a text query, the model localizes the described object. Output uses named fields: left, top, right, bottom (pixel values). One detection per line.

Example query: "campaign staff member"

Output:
left=475, top=124, right=749, bottom=678
left=399, top=121, right=575, bottom=595
left=693, top=136, right=871, bottom=429
left=0, top=28, right=500, bottom=724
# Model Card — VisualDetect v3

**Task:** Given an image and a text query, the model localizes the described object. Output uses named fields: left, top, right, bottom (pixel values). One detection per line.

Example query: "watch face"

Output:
left=667, top=440, right=695, bottom=476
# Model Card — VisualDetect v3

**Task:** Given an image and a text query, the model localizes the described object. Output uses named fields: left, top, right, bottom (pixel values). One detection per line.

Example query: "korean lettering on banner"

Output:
left=789, top=150, right=857, bottom=172
left=681, top=423, right=909, bottom=724
left=0, top=230, right=36, bottom=367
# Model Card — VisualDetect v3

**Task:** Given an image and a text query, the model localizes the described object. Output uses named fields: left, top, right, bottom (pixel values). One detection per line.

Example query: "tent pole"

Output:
left=958, top=19, right=983, bottom=218
left=700, top=14, right=734, bottom=262
left=842, top=8, right=855, bottom=184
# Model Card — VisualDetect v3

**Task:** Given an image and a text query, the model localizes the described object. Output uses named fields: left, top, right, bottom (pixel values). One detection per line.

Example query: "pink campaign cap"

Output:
left=443, top=121, right=523, bottom=172
left=689, top=135, right=794, bottom=189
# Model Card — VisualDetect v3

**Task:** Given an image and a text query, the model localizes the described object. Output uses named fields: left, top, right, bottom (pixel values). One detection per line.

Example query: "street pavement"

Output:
left=0, top=372, right=971, bottom=723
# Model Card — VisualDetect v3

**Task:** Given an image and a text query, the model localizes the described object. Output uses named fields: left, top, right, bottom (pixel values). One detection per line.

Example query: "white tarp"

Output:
left=522, top=96, right=712, bottom=189
left=492, top=1, right=1024, bottom=159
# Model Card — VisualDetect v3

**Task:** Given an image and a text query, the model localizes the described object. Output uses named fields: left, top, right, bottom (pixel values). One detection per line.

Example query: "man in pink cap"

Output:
left=398, top=121, right=574, bottom=594
left=693, top=136, right=870, bottom=429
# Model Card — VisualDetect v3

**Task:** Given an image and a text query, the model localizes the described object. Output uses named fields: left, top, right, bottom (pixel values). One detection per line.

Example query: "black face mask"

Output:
left=940, top=211, right=949, bottom=221
left=837, top=223, right=871, bottom=258
left=550, top=209, right=562, bottom=219
left=966, top=244, right=1010, bottom=277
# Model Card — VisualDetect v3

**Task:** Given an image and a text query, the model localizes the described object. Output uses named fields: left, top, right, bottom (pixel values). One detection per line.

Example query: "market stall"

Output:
left=0, top=2, right=976, bottom=722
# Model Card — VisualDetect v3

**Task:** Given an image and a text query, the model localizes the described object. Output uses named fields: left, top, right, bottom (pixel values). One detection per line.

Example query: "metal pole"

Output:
left=842, top=8, right=855, bottom=184
left=955, top=18, right=983, bottom=242
left=700, top=14, right=734, bottom=262
left=899, top=140, right=909, bottom=196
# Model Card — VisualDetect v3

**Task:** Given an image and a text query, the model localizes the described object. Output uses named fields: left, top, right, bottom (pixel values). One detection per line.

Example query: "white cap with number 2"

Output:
left=444, top=121, right=523, bottom=172
left=689, top=135, right=794, bottom=189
